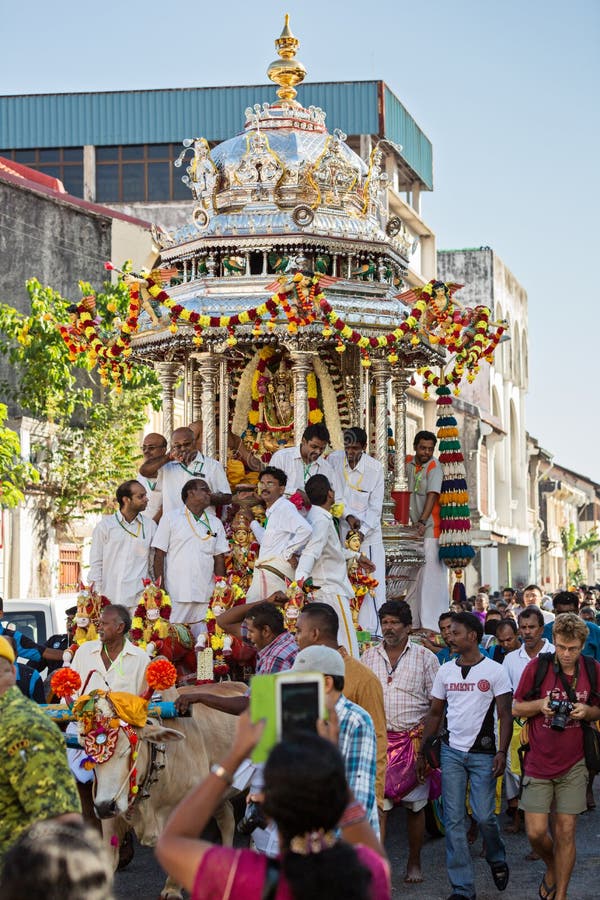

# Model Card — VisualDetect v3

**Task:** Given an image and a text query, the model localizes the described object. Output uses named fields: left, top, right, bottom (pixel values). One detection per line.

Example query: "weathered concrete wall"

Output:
left=0, top=179, right=113, bottom=416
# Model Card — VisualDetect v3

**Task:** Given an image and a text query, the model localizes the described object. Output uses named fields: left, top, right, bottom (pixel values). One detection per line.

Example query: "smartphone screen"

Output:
left=280, top=680, right=320, bottom=739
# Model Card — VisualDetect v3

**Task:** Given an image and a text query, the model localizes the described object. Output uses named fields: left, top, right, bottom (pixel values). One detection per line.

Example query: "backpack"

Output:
left=518, top=652, right=600, bottom=777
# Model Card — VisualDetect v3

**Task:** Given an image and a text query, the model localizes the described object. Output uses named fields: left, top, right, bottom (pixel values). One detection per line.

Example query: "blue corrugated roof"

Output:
left=383, top=86, right=433, bottom=191
left=0, top=81, right=432, bottom=188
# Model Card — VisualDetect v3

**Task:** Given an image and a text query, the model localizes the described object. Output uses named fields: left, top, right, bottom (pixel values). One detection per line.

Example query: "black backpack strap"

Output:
left=582, top=654, right=599, bottom=703
left=523, top=652, right=554, bottom=701
left=261, top=858, right=280, bottom=900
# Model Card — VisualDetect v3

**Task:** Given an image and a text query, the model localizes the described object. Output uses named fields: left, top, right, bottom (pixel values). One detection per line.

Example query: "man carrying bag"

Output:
left=513, top=613, right=600, bottom=900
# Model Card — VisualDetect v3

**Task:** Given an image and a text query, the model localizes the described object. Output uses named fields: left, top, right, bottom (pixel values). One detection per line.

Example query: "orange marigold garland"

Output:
left=51, top=667, right=82, bottom=705
left=141, top=658, right=178, bottom=699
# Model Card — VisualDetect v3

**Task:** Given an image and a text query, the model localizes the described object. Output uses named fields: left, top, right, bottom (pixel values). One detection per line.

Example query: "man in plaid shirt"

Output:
left=293, top=644, right=379, bottom=837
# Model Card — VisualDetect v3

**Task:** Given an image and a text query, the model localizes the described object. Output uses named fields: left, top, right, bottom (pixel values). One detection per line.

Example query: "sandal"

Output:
left=538, top=875, right=556, bottom=899
left=490, top=860, right=509, bottom=892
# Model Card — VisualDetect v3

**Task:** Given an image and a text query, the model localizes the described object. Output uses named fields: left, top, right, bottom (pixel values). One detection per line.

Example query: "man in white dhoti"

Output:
left=139, top=426, right=231, bottom=516
left=404, top=431, right=449, bottom=631
left=269, top=423, right=342, bottom=501
left=152, top=479, right=228, bottom=629
left=87, top=480, right=156, bottom=611
left=328, top=427, right=386, bottom=634
left=67, top=604, right=148, bottom=844
left=245, top=466, right=312, bottom=604
left=295, top=474, right=370, bottom=658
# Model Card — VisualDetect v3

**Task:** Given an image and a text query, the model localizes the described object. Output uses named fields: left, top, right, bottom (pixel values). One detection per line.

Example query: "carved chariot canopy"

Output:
left=161, top=16, right=414, bottom=261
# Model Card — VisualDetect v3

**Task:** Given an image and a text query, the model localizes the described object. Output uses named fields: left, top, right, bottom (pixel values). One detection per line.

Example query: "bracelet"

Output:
left=339, top=799, right=367, bottom=828
left=496, top=750, right=507, bottom=756
left=210, top=763, right=233, bottom=785
left=417, top=519, right=426, bottom=525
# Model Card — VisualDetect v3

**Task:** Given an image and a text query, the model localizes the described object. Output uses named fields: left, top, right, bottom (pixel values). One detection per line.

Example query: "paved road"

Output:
left=114, top=783, right=600, bottom=898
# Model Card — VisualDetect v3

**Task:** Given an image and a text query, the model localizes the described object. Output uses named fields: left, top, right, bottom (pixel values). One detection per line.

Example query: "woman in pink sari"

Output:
left=156, top=712, right=390, bottom=900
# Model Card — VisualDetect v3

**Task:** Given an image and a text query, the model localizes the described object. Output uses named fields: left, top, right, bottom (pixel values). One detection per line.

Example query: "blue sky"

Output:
left=2, top=1, right=599, bottom=480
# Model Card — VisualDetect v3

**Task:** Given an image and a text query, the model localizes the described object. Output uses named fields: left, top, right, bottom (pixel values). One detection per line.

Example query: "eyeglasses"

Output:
left=142, top=443, right=166, bottom=451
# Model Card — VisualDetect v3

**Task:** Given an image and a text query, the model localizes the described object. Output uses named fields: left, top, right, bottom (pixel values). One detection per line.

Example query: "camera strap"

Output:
left=555, top=661, right=579, bottom=703
left=261, top=858, right=280, bottom=900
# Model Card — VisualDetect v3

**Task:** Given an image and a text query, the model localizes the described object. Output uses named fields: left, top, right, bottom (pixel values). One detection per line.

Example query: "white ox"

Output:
left=81, top=683, right=247, bottom=900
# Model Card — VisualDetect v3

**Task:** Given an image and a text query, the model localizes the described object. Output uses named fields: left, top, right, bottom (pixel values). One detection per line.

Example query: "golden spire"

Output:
left=267, top=14, right=307, bottom=107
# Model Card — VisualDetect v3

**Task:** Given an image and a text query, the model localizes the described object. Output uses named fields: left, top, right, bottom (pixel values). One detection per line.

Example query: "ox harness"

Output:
left=74, top=670, right=166, bottom=814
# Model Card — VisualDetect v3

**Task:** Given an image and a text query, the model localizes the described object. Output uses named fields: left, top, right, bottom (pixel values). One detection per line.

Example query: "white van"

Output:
left=1, top=596, right=76, bottom=645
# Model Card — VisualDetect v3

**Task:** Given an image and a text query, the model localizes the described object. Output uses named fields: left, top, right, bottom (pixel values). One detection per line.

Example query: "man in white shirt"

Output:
left=418, top=611, right=512, bottom=899
left=88, top=480, right=156, bottom=611
left=503, top=605, right=555, bottom=832
left=139, top=426, right=231, bottom=516
left=71, top=604, right=149, bottom=696
left=295, top=474, right=363, bottom=657
left=328, top=427, right=386, bottom=633
left=504, top=606, right=555, bottom=692
left=269, top=423, right=341, bottom=501
left=245, top=466, right=312, bottom=603
left=152, top=479, right=229, bottom=629
left=137, top=432, right=167, bottom=521
left=68, top=604, right=149, bottom=813
left=523, top=583, right=555, bottom=625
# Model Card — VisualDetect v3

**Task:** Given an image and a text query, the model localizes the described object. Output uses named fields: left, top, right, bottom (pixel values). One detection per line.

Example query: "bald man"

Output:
left=137, top=432, right=167, bottom=520
left=139, top=426, right=231, bottom=515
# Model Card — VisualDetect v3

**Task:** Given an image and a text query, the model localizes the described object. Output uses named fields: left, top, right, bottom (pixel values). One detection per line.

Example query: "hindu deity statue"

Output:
left=226, top=509, right=259, bottom=592
left=345, top=530, right=379, bottom=630
left=264, top=360, right=294, bottom=428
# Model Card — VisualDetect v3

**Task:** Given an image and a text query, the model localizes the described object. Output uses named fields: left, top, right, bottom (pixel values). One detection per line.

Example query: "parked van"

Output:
left=1, top=596, right=76, bottom=645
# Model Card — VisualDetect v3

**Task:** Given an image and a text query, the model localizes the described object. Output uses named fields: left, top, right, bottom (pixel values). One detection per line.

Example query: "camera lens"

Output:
left=236, top=801, right=268, bottom=835
left=551, top=713, right=568, bottom=731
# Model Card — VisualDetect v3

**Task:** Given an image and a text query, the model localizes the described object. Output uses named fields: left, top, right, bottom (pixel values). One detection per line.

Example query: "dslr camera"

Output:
left=237, top=801, right=268, bottom=835
left=548, top=697, right=573, bottom=731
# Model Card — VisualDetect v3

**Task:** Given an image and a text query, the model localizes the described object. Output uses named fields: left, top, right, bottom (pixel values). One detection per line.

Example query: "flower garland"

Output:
left=60, top=282, right=141, bottom=390
left=306, top=372, right=323, bottom=423
left=435, top=385, right=475, bottom=599
left=144, top=272, right=321, bottom=345
left=55, top=271, right=506, bottom=396
left=417, top=306, right=505, bottom=398
left=318, top=294, right=428, bottom=367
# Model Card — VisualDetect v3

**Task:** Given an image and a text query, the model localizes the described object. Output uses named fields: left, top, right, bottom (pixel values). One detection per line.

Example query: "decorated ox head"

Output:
left=283, top=577, right=311, bottom=632
left=208, top=574, right=245, bottom=618
left=73, top=690, right=184, bottom=818
left=130, top=580, right=173, bottom=652
left=73, top=582, right=110, bottom=638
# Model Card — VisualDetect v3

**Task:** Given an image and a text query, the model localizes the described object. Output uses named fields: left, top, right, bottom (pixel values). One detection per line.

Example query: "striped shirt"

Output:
left=336, top=693, right=379, bottom=836
left=255, top=630, right=298, bottom=674
left=362, top=640, right=439, bottom=732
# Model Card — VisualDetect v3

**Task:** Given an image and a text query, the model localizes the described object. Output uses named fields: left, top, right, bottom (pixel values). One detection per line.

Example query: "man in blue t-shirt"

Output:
left=421, top=611, right=491, bottom=663
left=543, top=591, right=600, bottom=661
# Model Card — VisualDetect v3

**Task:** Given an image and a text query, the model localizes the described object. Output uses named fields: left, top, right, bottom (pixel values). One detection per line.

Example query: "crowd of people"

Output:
left=1, top=423, right=600, bottom=900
